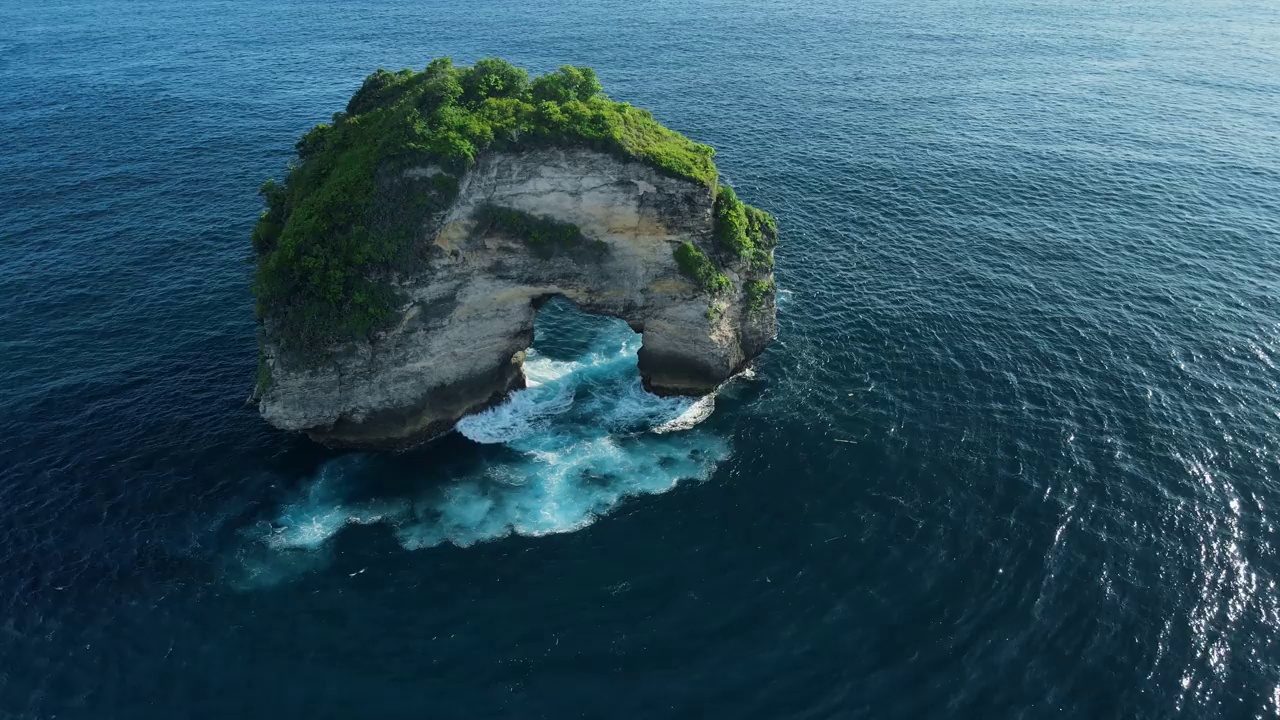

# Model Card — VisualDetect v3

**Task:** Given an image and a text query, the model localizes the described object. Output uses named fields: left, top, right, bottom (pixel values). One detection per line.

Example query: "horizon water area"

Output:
left=2, top=0, right=1280, bottom=717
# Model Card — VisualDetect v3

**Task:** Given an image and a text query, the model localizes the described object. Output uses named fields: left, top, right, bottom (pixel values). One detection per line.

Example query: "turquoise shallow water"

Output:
left=2, top=0, right=1280, bottom=717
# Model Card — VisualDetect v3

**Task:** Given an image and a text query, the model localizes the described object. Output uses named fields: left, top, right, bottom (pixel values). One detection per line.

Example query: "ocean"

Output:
left=1, top=0, right=1279, bottom=716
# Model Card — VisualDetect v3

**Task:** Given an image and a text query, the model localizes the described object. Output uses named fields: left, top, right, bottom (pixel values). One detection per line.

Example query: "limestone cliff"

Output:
left=257, top=147, right=776, bottom=448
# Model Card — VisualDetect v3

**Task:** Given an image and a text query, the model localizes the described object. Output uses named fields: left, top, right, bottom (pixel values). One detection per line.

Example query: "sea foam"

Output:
left=233, top=308, right=727, bottom=585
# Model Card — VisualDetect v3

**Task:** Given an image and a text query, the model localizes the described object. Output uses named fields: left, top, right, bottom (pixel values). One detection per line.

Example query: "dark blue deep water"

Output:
left=3, top=0, right=1280, bottom=717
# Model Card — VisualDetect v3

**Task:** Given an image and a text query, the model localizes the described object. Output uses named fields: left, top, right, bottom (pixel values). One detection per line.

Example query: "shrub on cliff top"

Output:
left=713, top=184, right=778, bottom=262
left=253, top=58, right=724, bottom=352
left=335, top=58, right=717, bottom=183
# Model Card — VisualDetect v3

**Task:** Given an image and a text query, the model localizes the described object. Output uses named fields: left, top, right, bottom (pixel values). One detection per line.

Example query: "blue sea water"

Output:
left=2, top=0, right=1279, bottom=716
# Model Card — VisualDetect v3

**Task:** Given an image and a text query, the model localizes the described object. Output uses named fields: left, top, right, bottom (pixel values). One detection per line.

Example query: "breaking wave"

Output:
left=231, top=300, right=729, bottom=586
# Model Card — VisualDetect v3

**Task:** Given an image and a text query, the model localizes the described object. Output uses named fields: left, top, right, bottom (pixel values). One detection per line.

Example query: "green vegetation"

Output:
left=745, top=278, right=776, bottom=313
left=253, top=57, right=721, bottom=352
left=713, top=185, right=778, bottom=269
left=256, top=351, right=272, bottom=391
left=674, top=242, right=731, bottom=295
left=473, top=204, right=607, bottom=260
left=750, top=247, right=774, bottom=272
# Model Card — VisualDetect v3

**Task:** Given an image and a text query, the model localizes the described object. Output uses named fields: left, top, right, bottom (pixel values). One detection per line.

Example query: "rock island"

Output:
left=251, top=58, right=778, bottom=448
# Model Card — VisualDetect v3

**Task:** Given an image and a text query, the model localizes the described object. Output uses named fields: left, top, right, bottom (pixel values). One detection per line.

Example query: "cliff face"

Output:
left=258, top=147, right=776, bottom=448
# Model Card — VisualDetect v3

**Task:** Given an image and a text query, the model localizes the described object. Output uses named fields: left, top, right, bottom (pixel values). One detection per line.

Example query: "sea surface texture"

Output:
left=2, top=0, right=1279, bottom=717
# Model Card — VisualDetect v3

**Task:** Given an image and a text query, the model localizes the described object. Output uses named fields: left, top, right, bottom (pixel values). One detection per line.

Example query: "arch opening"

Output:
left=528, top=295, right=639, bottom=365
left=454, top=296, right=711, bottom=446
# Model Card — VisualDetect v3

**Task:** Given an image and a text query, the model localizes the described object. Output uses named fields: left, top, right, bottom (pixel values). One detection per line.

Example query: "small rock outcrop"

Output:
left=251, top=60, right=777, bottom=448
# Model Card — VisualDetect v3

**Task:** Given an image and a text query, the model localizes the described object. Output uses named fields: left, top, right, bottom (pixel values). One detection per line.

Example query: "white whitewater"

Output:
left=234, top=304, right=727, bottom=586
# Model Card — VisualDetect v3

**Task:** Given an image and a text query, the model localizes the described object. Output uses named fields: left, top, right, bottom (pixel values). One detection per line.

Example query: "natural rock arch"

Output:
left=258, top=148, right=775, bottom=448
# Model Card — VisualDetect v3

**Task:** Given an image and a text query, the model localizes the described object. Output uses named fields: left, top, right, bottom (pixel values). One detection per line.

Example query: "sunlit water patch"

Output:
left=232, top=301, right=729, bottom=585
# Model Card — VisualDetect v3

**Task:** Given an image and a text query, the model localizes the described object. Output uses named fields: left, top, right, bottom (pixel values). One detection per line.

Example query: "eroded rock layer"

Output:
left=259, top=148, right=775, bottom=448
